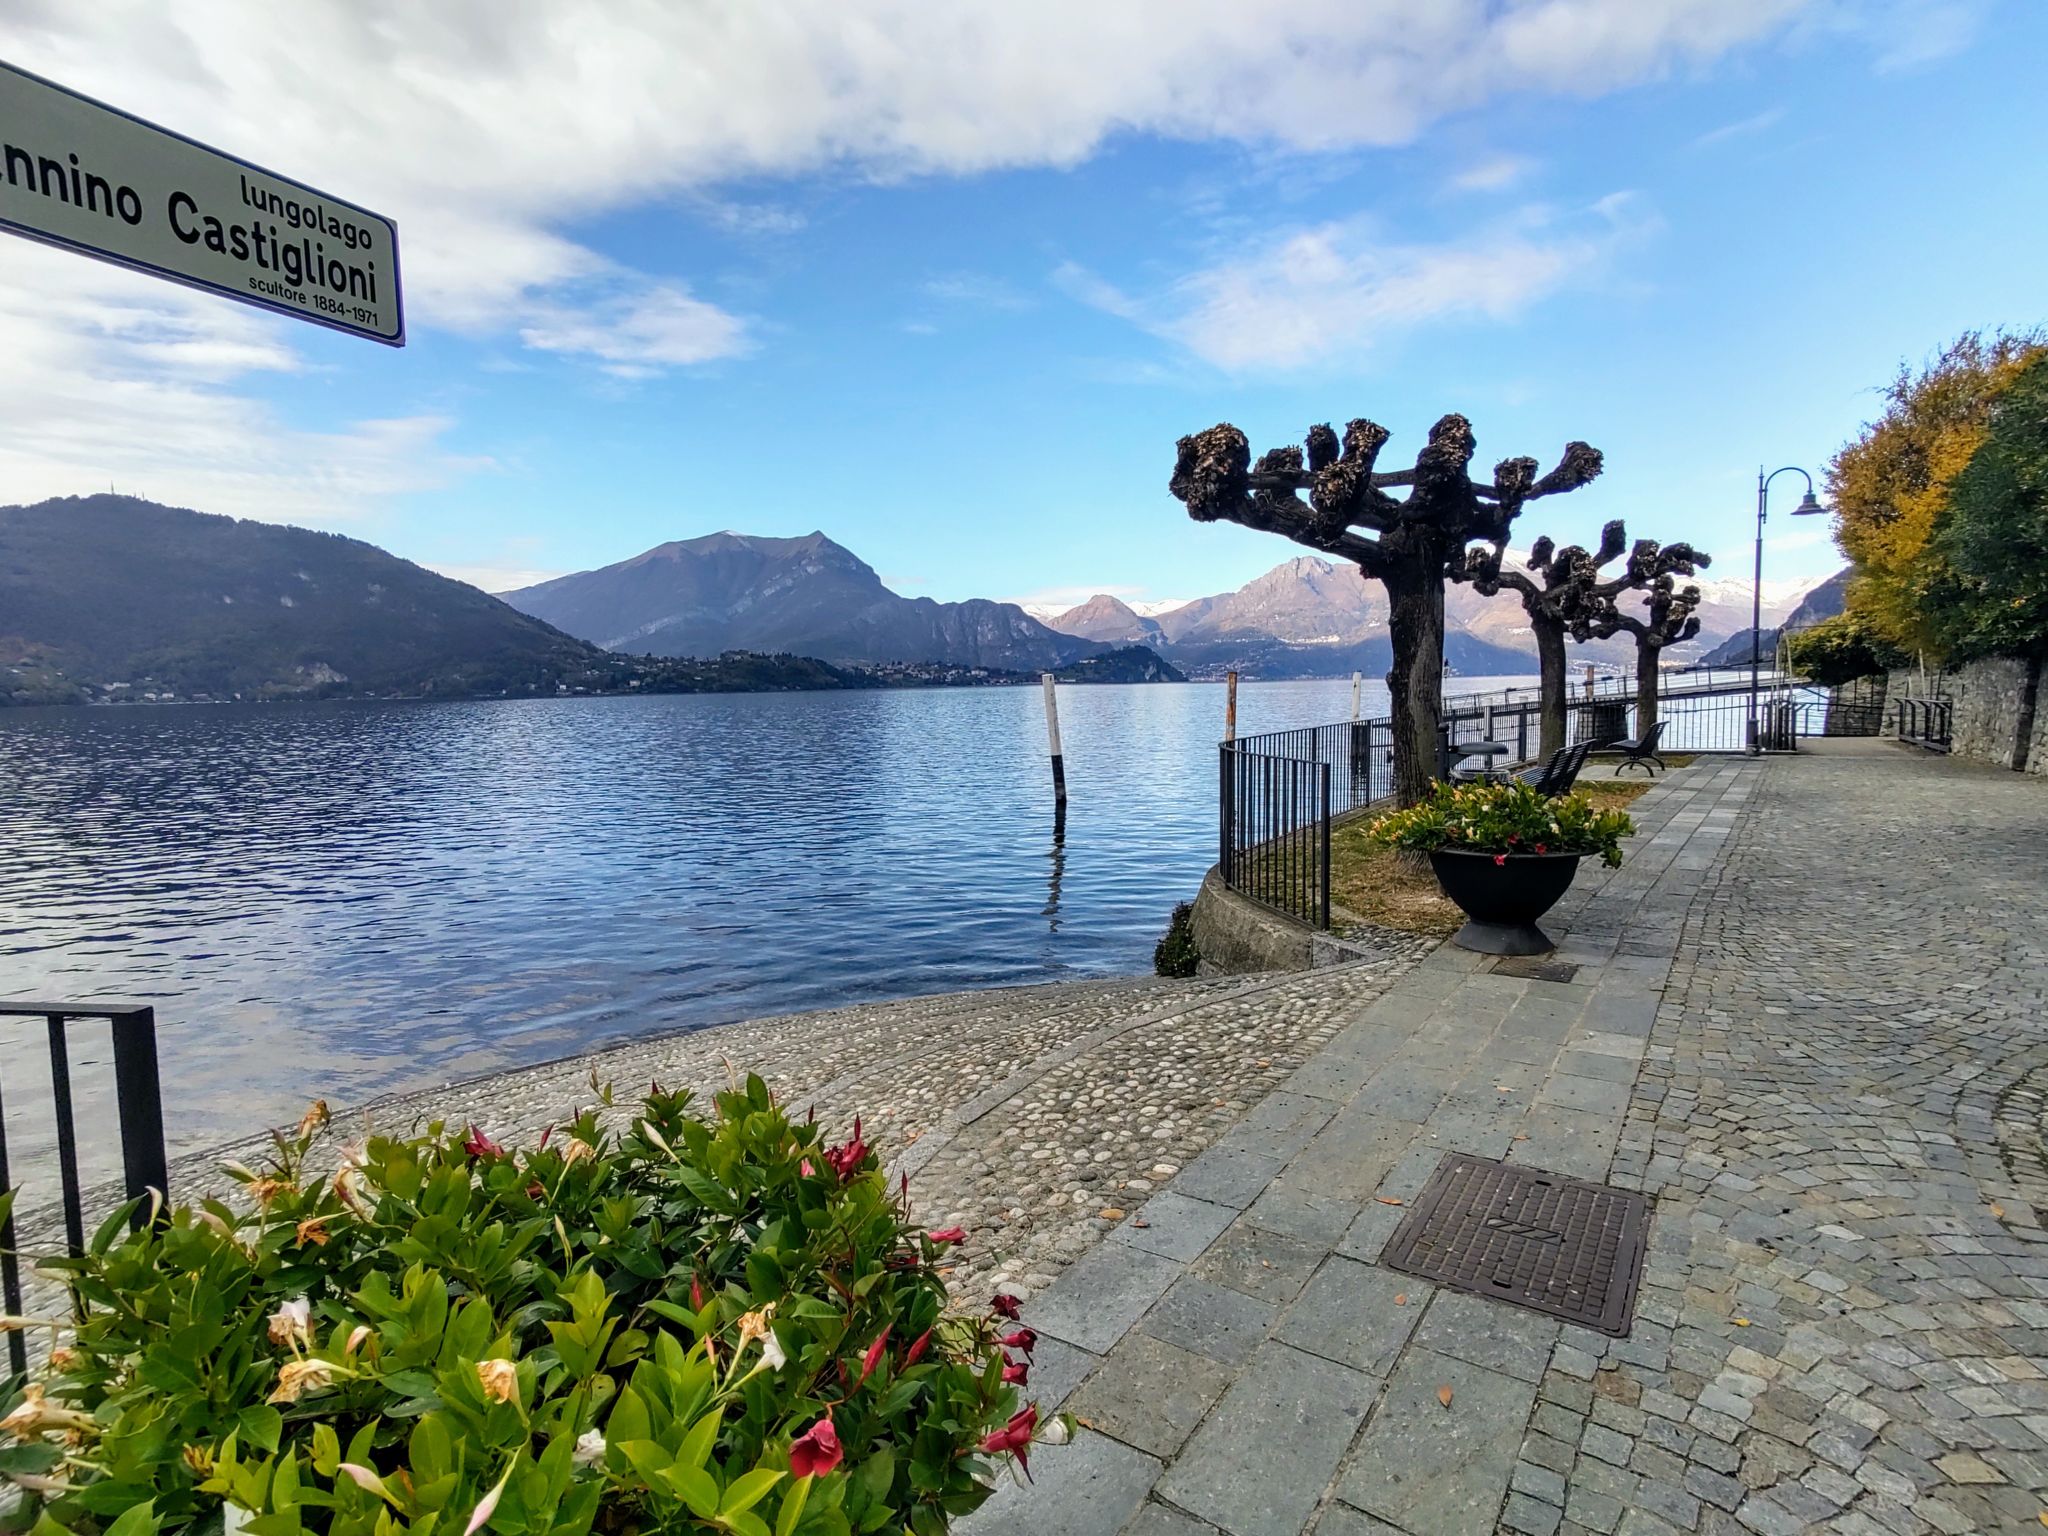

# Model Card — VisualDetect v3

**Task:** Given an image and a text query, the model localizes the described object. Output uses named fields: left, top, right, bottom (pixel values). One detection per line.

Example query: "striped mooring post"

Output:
left=1041, top=673, right=1067, bottom=805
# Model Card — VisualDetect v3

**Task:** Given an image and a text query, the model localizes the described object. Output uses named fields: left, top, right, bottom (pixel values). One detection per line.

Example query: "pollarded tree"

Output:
left=1584, top=539, right=1714, bottom=733
left=1171, top=414, right=1602, bottom=805
left=1458, top=521, right=1628, bottom=760
left=1460, top=521, right=1711, bottom=757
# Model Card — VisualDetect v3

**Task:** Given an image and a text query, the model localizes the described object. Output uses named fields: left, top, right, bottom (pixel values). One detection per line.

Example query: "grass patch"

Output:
left=1328, top=761, right=1684, bottom=936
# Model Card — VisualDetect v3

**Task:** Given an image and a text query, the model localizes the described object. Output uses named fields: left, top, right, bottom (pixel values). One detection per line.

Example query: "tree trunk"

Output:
left=2014, top=651, right=2042, bottom=773
left=1635, top=643, right=1660, bottom=735
left=1383, top=557, right=1446, bottom=806
left=1533, top=614, right=1567, bottom=759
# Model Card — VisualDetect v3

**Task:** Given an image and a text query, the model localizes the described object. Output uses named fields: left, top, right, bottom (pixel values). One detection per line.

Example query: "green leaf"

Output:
left=721, top=1468, right=785, bottom=1516
left=605, top=1386, right=650, bottom=1445
left=103, top=1501, right=159, bottom=1536
left=89, top=1197, right=145, bottom=1256
left=661, top=1463, right=720, bottom=1520
left=678, top=1404, right=723, bottom=1473
left=854, top=1445, right=895, bottom=1506
left=618, top=1440, right=673, bottom=1482
left=774, top=1475, right=811, bottom=1536
left=237, top=1405, right=284, bottom=1455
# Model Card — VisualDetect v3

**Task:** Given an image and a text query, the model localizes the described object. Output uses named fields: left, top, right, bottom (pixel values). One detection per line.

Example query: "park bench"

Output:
left=1514, top=738, right=1595, bottom=796
left=1612, top=719, right=1669, bottom=775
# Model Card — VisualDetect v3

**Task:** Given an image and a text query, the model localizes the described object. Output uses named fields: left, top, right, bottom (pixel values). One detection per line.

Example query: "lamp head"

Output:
left=1793, top=490, right=1826, bottom=516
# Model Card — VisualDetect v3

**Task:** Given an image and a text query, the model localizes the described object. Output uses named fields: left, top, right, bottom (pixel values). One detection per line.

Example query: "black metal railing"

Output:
left=1229, top=717, right=1393, bottom=817
left=1219, top=745, right=1331, bottom=929
left=1218, top=674, right=1835, bottom=926
left=0, top=1002, right=168, bottom=1375
left=1896, top=698, right=1954, bottom=753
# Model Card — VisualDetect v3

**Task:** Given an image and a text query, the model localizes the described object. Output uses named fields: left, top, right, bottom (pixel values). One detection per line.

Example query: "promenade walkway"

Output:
left=966, top=743, right=2048, bottom=1536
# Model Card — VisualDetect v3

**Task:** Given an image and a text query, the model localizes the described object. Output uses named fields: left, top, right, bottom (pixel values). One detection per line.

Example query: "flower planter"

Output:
left=1428, top=849, right=1586, bottom=955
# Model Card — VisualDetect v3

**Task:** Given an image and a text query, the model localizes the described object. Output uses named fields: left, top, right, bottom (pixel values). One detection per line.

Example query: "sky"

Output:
left=2, top=0, right=2041, bottom=613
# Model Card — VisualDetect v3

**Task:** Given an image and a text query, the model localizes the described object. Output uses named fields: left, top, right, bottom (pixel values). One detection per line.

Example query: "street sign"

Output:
left=0, top=59, right=403, bottom=345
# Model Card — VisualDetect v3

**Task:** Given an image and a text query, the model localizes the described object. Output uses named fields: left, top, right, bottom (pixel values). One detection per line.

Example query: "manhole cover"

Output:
left=1380, top=1153, right=1651, bottom=1336
left=1491, top=956, right=1578, bottom=983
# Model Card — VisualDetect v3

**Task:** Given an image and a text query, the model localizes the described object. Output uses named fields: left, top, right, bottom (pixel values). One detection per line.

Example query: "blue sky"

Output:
left=3, top=1, right=2039, bottom=611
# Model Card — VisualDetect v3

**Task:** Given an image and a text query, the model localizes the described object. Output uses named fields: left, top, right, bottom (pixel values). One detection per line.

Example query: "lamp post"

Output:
left=1747, top=466, right=1827, bottom=755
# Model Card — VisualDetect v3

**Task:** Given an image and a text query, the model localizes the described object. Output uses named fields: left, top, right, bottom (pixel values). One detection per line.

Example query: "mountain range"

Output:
left=2, top=497, right=1837, bottom=706
left=1033, top=555, right=1834, bottom=680
left=506, top=532, right=1124, bottom=672
left=1697, top=569, right=1852, bottom=666
left=0, top=498, right=1182, bottom=706
left=505, top=531, right=1839, bottom=681
left=0, top=495, right=611, bottom=704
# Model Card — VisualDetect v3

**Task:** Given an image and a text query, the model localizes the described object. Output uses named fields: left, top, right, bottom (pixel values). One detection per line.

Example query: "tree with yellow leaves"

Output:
left=1828, top=330, right=2045, bottom=659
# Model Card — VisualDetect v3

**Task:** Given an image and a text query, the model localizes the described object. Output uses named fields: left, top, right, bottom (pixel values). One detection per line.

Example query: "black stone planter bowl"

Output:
left=1428, top=850, right=1587, bottom=956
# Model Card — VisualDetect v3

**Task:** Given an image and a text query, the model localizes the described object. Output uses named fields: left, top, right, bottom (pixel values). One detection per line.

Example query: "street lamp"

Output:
left=1747, top=466, right=1828, bottom=755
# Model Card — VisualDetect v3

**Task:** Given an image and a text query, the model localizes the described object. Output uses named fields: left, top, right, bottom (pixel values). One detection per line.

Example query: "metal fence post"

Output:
left=1318, top=763, right=1332, bottom=931
left=111, top=1006, right=169, bottom=1222
left=1218, top=745, right=1234, bottom=886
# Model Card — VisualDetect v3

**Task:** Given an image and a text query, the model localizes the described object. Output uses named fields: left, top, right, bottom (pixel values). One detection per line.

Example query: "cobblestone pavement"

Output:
left=244, top=939, right=1434, bottom=1304
left=966, top=743, right=2048, bottom=1536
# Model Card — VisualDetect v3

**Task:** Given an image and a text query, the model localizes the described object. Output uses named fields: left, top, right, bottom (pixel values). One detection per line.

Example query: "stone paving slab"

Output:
left=971, top=749, right=2048, bottom=1534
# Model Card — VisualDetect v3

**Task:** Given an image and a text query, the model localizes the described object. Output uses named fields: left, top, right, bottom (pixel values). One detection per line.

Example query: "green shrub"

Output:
left=0, top=1080, right=1063, bottom=1536
left=1367, top=781, right=1636, bottom=868
left=1153, top=902, right=1201, bottom=978
left=1784, top=614, right=1909, bottom=685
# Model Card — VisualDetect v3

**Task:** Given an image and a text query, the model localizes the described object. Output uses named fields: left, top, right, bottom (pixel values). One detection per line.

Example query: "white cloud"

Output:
left=0, top=241, right=484, bottom=522
left=0, top=1, right=1871, bottom=515
left=1452, top=155, right=1537, bottom=192
left=9, top=2, right=1827, bottom=353
left=924, top=274, right=1033, bottom=310
left=1834, top=0, right=1990, bottom=72
left=1066, top=196, right=1654, bottom=371
left=519, top=283, right=753, bottom=377
left=1692, top=107, right=1787, bottom=147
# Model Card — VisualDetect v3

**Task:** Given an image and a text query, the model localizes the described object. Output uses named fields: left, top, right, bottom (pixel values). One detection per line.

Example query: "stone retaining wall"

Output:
left=1186, top=866, right=1400, bottom=976
left=1890, top=656, right=2047, bottom=773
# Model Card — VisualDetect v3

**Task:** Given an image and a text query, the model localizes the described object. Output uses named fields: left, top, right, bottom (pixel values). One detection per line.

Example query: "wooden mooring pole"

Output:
left=1225, top=670, right=1238, bottom=743
left=1041, top=673, right=1067, bottom=805
left=1350, top=671, right=1362, bottom=721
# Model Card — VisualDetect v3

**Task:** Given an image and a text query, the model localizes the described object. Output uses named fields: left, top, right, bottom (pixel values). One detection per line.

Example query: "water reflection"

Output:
left=0, top=678, right=1521, bottom=1155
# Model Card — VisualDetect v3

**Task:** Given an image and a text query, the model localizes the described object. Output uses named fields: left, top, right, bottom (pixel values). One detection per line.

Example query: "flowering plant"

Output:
left=0, top=1079, right=1062, bottom=1536
left=1366, top=781, right=1635, bottom=868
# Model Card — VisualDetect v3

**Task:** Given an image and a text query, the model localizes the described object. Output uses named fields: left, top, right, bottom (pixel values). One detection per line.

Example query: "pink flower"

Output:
left=904, top=1328, right=933, bottom=1366
left=462, top=1126, right=505, bottom=1160
left=790, top=1416, right=843, bottom=1479
left=1493, top=853, right=1508, bottom=866
left=824, top=1117, right=868, bottom=1180
left=991, top=1293, right=1023, bottom=1321
left=1001, top=1328, right=1038, bottom=1354
left=859, top=1328, right=891, bottom=1384
left=928, top=1226, right=966, bottom=1244
left=981, top=1404, right=1039, bottom=1474
left=1002, top=1358, right=1029, bottom=1385
left=800, top=1159, right=815, bottom=1177
left=690, top=1274, right=705, bottom=1311
left=1534, top=843, right=1548, bottom=854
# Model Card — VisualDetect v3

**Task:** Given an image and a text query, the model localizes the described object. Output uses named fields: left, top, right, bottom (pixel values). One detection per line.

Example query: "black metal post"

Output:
left=1318, top=764, right=1332, bottom=931
left=0, top=1069, right=23, bottom=1377
left=111, top=1006, right=169, bottom=1221
left=44, top=1015, right=86, bottom=1259
left=1749, top=467, right=1765, bottom=755
left=1218, top=745, right=1233, bottom=886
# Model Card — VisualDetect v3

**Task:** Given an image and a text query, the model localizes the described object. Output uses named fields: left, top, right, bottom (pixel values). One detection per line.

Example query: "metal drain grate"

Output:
left=1380, top=1154, right=1651, bottom=1337
left=1490, top=956, right=1579, bottom=983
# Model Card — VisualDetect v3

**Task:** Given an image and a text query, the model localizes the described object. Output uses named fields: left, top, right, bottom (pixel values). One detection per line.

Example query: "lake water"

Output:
left=0, top=676, right=1526, bottom=1162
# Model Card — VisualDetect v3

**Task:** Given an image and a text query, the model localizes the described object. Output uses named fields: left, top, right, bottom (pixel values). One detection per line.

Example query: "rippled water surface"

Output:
left=0, top=678, right=1532, bottom=1158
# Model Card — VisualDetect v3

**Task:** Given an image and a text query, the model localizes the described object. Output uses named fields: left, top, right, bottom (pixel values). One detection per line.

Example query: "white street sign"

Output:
left=0, top=60, right=403, bottom=345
